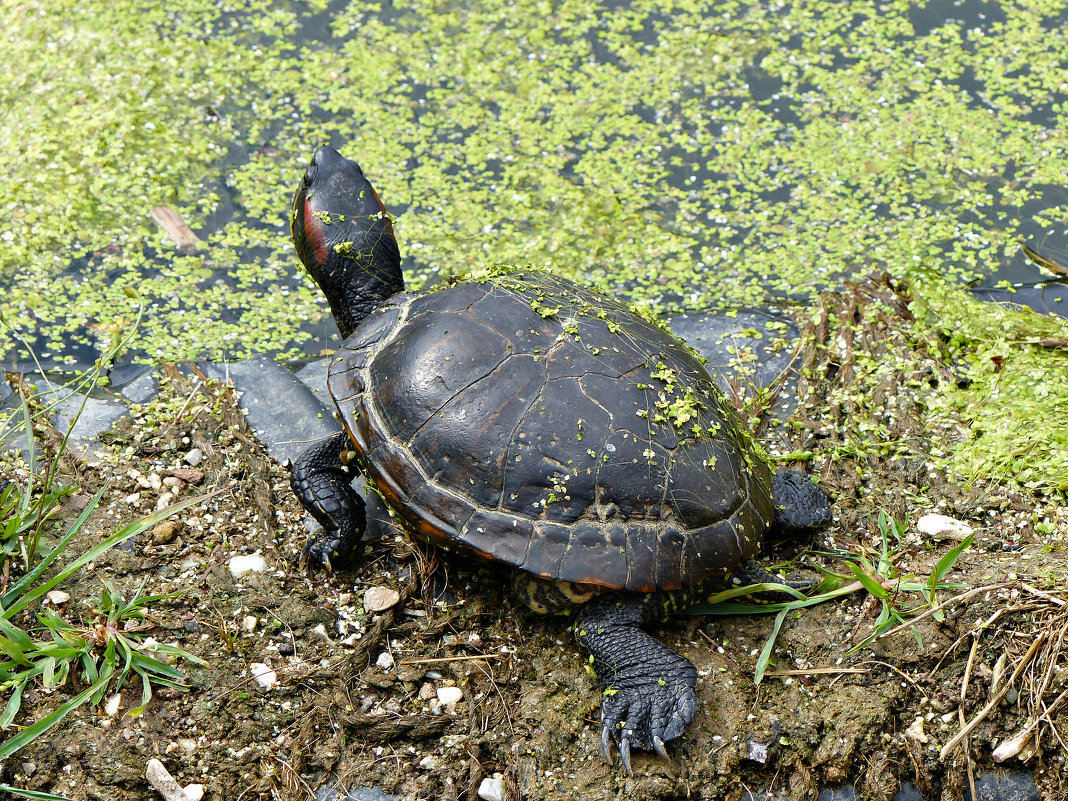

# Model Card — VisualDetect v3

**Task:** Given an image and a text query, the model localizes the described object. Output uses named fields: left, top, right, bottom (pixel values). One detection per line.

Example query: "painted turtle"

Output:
left=289, top=146, right=831, bottom=773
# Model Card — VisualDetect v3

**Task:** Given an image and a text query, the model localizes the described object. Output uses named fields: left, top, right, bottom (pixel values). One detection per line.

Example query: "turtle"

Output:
left=288, top=146, right=832, bottom=773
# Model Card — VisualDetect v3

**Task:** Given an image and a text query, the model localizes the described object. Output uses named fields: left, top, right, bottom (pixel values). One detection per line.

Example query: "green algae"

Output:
left=915, top=279, right=1068, bottom=493
left=1, top=0, right=1067, bottom=492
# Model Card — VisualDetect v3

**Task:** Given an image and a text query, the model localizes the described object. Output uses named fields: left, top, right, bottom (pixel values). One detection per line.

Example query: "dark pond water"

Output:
left=3, top=0, right=1067, bottom=377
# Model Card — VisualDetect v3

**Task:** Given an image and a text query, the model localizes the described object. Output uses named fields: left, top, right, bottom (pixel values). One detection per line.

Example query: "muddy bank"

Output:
left=2, top=284, right=1066, bottom=801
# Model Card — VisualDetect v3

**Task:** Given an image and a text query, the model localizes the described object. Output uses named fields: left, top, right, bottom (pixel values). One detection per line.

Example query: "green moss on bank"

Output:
left=917, top=281, right=1068, bottom=493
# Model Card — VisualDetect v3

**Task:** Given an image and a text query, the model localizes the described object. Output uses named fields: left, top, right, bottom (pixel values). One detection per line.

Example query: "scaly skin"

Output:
left=772, top=468, right=832, bottom=532
left=575, top=590, right=700, bottom=775
left=289, top=431, right=366, bottom=571
left=574, top=542, right=819, bottom=775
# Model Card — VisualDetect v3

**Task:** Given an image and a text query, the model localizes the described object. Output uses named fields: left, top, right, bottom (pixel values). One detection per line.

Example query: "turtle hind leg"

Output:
left=772, top=468, right=832, bottom=533
left=574, top=592, right=698, bottom=775
left=290, top=431, right=366, bottom=571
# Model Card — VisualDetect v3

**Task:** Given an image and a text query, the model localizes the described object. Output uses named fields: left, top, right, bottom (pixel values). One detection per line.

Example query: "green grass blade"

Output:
left=125, top=667, right=154, bottom=718
left=688, top=581, right=857, bottom=615
left=36, top=608, right=77, bottom=633
left=928, top=533, right=974, bottom=597
left=0, top=618, right=35, bottom=652
left=80, top=652, right=99, bottom=685
left=0, top=682, right=23, bottom=729
left=0, top=636, right=33, bottom=668
left=148, top=643, right=208, bottom=666
left=702, top=582, right=812, bottom=604
left=1, top=488, right=106, bottom=610
left=754, top=607, right=789, bottom=685
left=40, top=656, right=56, bottom=689
left=129, top=650, right=189, bottom=681
left=846, top=562, right=889, bottom=600
left=0, top=784, right=76, bottom=800
left=0, top=674, right=110, bottom=761
left=123, top=589, right=187, bottom=609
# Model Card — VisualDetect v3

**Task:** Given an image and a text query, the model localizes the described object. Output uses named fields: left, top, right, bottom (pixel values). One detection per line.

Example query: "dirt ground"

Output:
left=3, top=283, right=1068, bottom=801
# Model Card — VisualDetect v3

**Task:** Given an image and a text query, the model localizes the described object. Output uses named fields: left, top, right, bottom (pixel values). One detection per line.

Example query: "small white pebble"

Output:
left=228, top=553, right=266, bottom=578
left=478, top=777, right=505, bottom=801
left=905, top=716, right=927, bottom=743
left=104, top=694, right=122, bottom=717
left=917, top=513, right=973, bottom=540
left=45, top=590, right=71, bottom=606
left=363, top=586, right=400, bottom=612
left=183, top=448, right=203, bottom=466
left=250, top=662, right=278, bottom=690
left=437, top=686, right=463, bottom=706
left=376, top=651, right=394, bottom=669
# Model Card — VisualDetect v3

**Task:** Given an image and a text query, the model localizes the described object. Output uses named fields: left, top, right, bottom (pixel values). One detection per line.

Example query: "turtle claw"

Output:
left=300, top=535, right=340, bottom=574
left=601, top=725, right=614, bottom=764
left=595, top=671, right=695, bottom=774
left=619, top=736, right=633, bottom=776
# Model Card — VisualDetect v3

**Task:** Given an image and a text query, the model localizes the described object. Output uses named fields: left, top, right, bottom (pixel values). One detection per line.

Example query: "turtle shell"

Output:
left=328, top=269, right=774, bottom=592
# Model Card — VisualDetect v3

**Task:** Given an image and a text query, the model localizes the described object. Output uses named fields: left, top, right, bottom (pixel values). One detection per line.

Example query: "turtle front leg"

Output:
left=575, top=593, right=697, bottom=775
left=771, top=468, right=832, bottom=533
left=289, top=431, right=366, bottom=571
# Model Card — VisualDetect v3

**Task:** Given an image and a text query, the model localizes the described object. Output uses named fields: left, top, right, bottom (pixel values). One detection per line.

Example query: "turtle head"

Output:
left=291, top=146, right=404, bottom=340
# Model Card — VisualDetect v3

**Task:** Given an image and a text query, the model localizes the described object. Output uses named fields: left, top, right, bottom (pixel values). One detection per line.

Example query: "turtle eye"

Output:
left=305, top=161, right=318, bottom=185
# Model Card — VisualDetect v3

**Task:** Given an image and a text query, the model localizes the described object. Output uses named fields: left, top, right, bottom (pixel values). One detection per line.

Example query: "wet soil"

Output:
left=2, top=285, right=1067, bottom=801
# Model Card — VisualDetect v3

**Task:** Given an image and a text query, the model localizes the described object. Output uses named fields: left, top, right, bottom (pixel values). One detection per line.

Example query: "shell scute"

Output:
left=559, top=523, right=629, bottom=589
left=327, top=272, right=774, bottom=591
left=519, top=520, right=572, bottom=579
left=498, top=374, right=612, bottom=524
left=370, top=310, right=508, bottom=442
left=408, top=354, right=543, bottom=510
left=406, top=483, right=474, bottom=548
left=461, top=508, right=531, bottom=565
left=468, top=288, right=558, bottom=354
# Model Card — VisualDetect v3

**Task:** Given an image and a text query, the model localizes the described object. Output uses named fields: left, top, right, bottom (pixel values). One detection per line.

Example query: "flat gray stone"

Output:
left=201, top=356, right=341, bottom=466
left=817, top=788, right=858, bottom=801
left=118, top=368, right=159, bottom=404
left=894, top=782, right=924, bottom=801
left=315, top=784, right=399, bottom=801
left=968, top=770, right=1040, bottom=801
left=203, top=358, right=398, bottom=545
left=669, top=309, right=801, bottom=417
left=295, top=357, right=334, bottom=408
left=30, top=378, right=126, bottom=455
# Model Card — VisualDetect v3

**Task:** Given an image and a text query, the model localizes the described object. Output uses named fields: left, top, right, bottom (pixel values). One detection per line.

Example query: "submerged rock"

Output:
left=202, top=355, right=341, bottom=466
